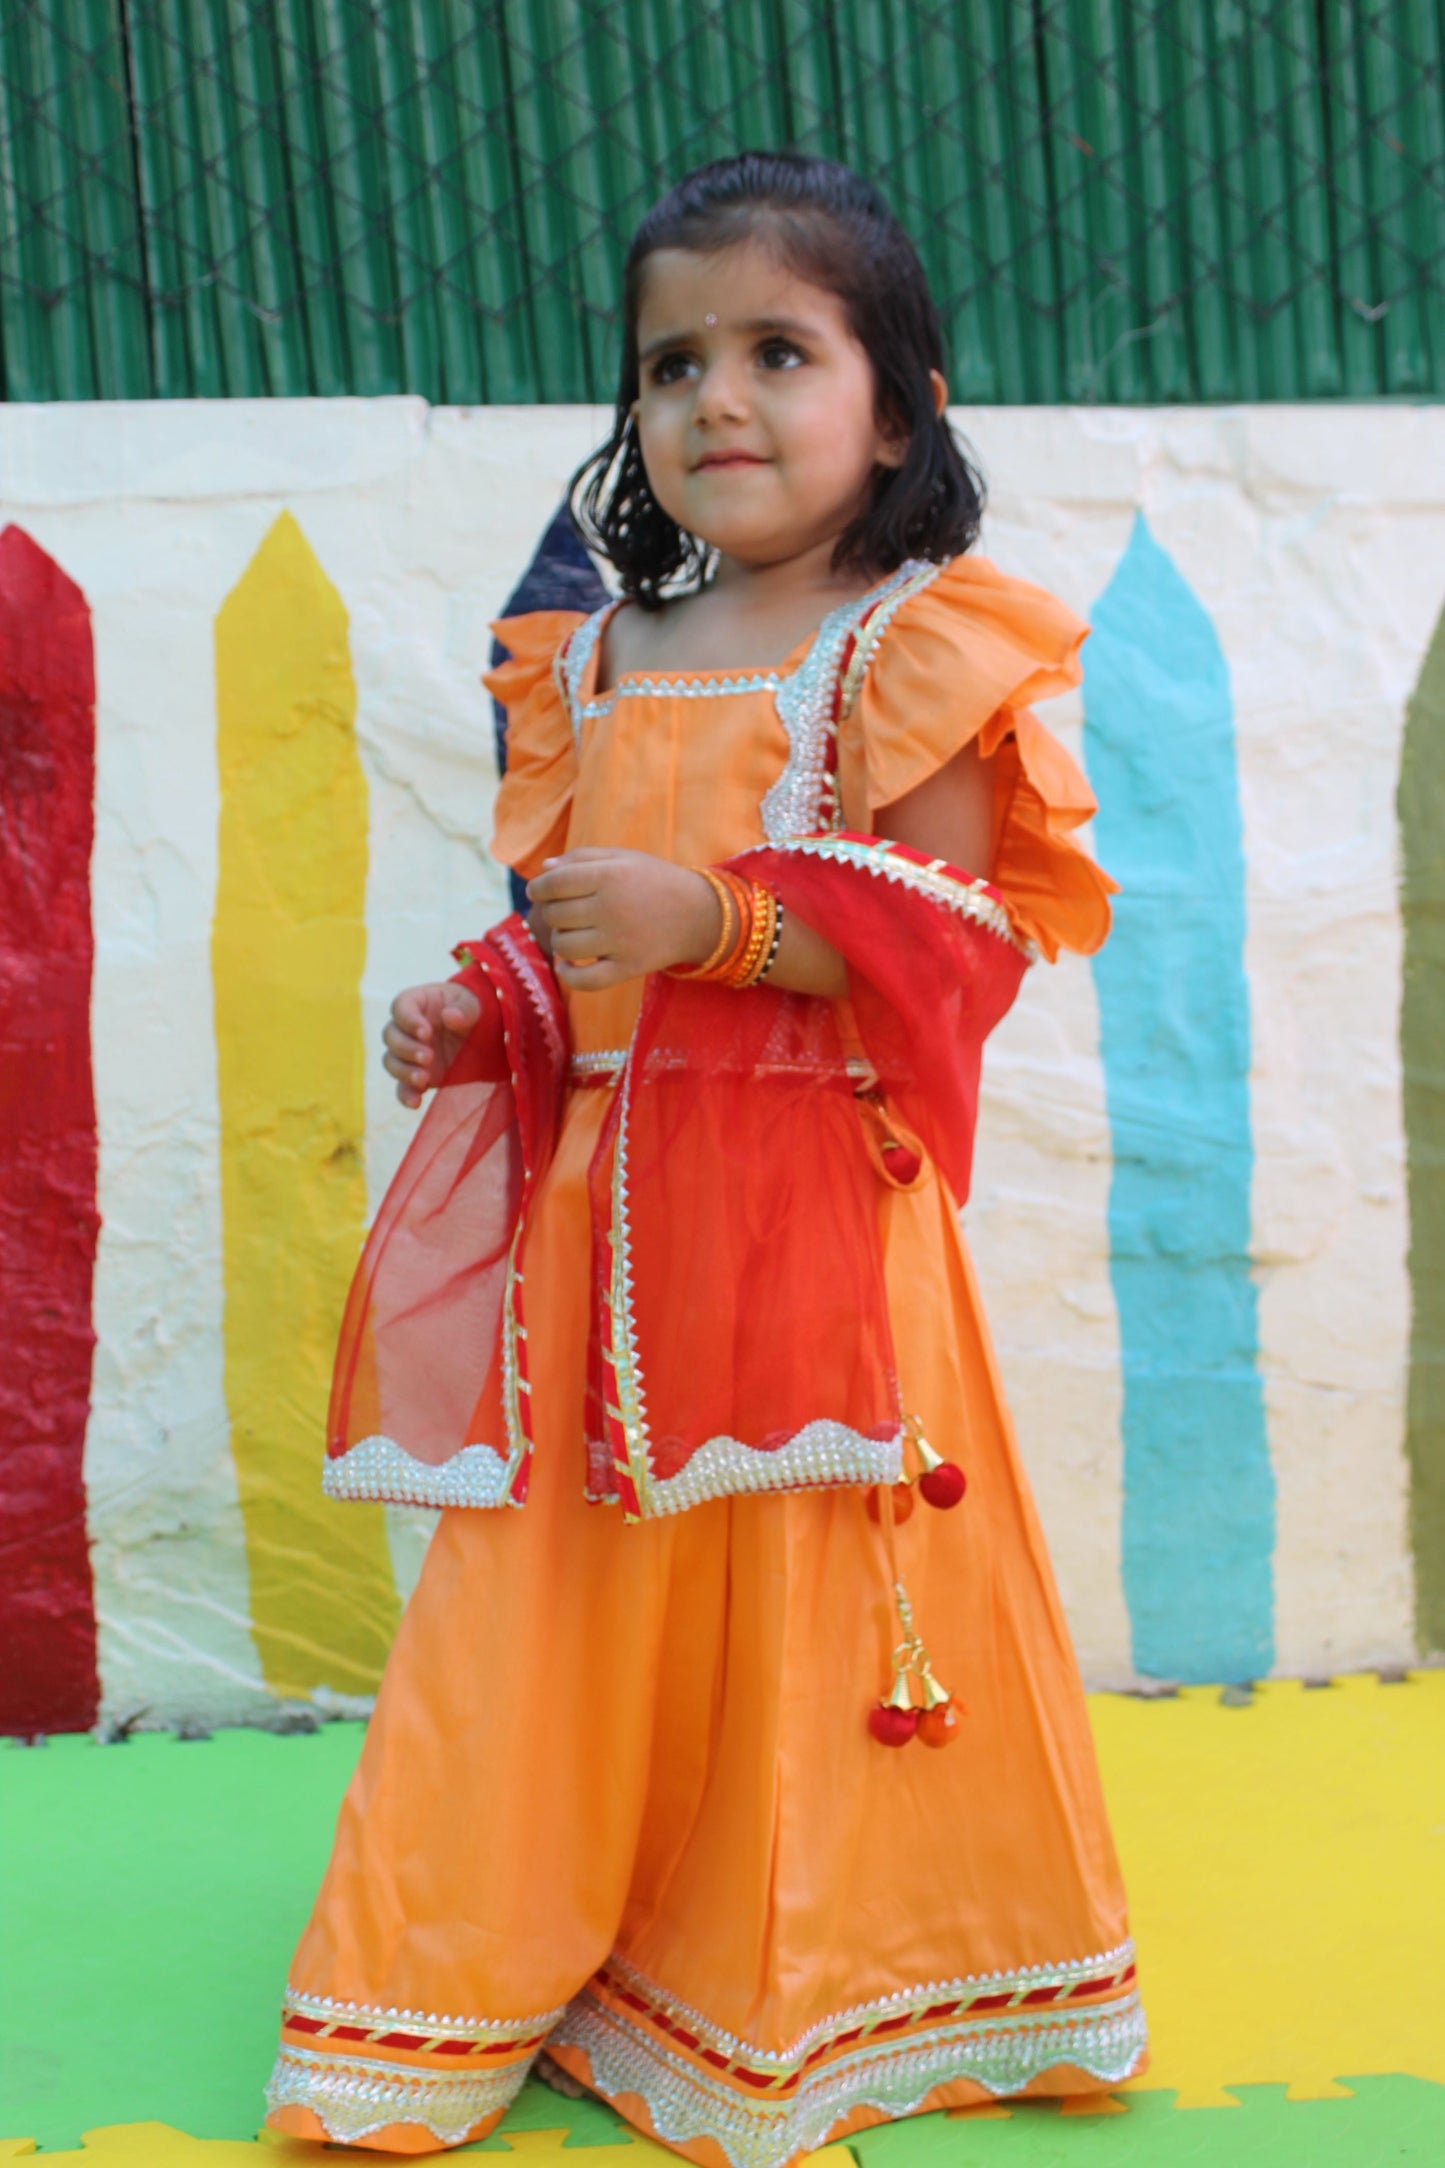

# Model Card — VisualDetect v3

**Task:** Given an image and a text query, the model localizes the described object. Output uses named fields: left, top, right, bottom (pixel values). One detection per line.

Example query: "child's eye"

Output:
left=758, top=339, right=804, bottom=370
left=649, top=350, right=696, bottom=385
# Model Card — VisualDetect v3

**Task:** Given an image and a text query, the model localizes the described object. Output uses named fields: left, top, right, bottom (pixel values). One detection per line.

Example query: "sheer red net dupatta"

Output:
left=324, top=915, right=567, bottom=1510
left=588, top=834, right=1030, bottom=1520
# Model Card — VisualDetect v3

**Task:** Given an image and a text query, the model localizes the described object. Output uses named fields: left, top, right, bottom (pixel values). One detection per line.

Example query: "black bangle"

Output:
left=755, top=897, right=785, bottom=981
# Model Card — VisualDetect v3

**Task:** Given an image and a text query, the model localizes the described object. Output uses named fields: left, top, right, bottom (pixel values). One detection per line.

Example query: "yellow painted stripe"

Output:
left=213, top=511, right=398, bottom=1698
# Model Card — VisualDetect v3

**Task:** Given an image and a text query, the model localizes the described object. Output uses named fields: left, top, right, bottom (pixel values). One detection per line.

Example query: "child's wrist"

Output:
left=673, top=868, right=726, bottom=969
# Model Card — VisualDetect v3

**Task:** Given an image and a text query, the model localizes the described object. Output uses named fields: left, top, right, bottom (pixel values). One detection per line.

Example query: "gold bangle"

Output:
left=743, top=886, right=777, bottom=985
left=740, top=884, right=784, bottom=988
left=753, top=895, right=786, bottom=982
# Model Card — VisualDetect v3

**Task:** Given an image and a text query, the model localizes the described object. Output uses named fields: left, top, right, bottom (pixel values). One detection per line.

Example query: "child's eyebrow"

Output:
left=638, top=314, right=824, bottom=363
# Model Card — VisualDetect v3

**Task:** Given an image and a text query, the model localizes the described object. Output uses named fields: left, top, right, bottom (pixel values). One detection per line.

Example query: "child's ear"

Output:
left=877, top=375, right=948, bottom=470
left=876, top=405, right=910, bottom=470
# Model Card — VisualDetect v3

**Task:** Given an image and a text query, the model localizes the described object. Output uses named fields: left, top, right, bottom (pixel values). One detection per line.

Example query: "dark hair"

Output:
left=570, top=151, right=985, bottom=609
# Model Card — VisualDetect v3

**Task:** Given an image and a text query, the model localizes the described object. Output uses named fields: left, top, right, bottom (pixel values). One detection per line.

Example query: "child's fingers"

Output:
left=385, top=1041, right=425, bottom=1102
left=527, top=866, right=602, bottom=906
left=382, top=1046, right=425, bottom=1088
left=553, top=956, right=626, bottom=990
left=383, top=1020, right=426, bottom=1064
left=550, top=926, right=608, bottom=962
left=544, top=900, right=603, bottom=934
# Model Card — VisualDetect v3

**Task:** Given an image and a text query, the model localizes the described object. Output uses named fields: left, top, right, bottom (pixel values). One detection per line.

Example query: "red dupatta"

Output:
left=585, top=835, right=1028, bottom=1517
left=323, top=915, right=566, bottom=1508
left=324, top=837, right=1028, bottom=1520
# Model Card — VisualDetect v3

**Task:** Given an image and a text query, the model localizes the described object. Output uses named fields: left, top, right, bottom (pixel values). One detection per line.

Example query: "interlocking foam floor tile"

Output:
left=0, top=2119, right=856, bottom=2165
left=850, top=2078, right=1445, bottom=2164
left=3, top=1675, right=1441, bottom=2157
left=1090, top=1673, right=1444, bottom=2106
left=0, top=1726, right=366, bottom=2150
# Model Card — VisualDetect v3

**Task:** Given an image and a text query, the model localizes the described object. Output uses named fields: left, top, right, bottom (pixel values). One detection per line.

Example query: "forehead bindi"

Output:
left=636, top=242, right=855, bottom=353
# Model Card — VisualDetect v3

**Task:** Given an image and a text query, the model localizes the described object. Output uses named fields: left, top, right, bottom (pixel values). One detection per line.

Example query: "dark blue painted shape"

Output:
left=490, top=499, right=607, bottom=912
left=1084, top=514, right=1275, bottom=1684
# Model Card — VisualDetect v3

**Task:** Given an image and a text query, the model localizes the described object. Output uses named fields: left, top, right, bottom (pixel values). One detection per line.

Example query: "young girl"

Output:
left=265, top=152, right=1146, bottom=2166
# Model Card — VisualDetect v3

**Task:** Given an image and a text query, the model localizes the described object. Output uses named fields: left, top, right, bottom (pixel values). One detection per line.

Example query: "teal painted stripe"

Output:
left=1084, top=514, right=1274, bottom=1684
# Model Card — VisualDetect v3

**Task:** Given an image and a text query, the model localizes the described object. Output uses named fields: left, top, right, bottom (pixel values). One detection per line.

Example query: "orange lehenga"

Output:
left=265, top=555, right=1147, bottom=2167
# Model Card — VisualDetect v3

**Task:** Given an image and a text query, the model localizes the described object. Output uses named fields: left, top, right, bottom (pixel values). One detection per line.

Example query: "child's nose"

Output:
left=692, top=354, right=750, bottom=424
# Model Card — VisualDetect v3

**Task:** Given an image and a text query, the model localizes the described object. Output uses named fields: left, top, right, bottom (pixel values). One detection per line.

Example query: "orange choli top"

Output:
left=485, top=553, right=1113, bottom=1013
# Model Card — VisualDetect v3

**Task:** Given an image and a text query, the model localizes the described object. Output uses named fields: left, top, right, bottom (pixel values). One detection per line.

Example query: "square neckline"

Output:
left=586, top=563, right=924, bottom=704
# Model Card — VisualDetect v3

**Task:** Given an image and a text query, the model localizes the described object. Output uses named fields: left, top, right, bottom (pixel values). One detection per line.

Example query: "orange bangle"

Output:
left=735, top=885, right=775, bottom=986
left=671, top=868, right=756, bottom=983
left=714, top=871, right=756, bottom=979
left=668, top=868, right=736, bottom=980
left=668, top=871, right=782, bottom=989
left=735, top=884, right=778, bottom=986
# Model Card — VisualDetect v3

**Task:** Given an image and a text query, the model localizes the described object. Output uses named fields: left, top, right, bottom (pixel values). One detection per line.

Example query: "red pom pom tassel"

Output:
left=918, top=1461, right=967, bottom=1509
left=909, top=1419, right=967, bottom=1510
left=870, top=1661, right=919, bottom=1747
left=869, top=1702, right=920, bottom=1747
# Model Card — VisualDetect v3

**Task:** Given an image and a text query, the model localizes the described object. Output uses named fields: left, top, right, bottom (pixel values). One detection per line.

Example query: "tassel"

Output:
left=868, top=1662, right=919, bottom=1746
left=908, top=1416, right=967, bottom=1510
left=870, top=1582, right=962, bottom=1749
left=916, top=1665, right=961, bottom=1748
left=917, top=1700, right=961, bottom=1747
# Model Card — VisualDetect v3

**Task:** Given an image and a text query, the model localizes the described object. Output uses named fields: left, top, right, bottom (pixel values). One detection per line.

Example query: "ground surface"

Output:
left=3, top=1675, right=1442, bottom=2163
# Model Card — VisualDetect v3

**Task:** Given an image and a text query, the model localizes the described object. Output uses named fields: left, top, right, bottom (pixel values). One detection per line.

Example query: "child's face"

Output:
left=631, top=239, right=909, bottom=571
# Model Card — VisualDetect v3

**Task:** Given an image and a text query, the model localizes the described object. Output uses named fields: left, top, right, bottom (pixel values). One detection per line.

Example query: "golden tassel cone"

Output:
left=870, top=1659, right=921, bottom=1745
left=912, top=1423, right=945, bottom=1476
left=886, top=1664, right=917, bottom=1711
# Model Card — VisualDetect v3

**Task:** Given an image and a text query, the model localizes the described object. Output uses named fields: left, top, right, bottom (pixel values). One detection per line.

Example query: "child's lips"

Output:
left=694, top=452, right=768, bottom=470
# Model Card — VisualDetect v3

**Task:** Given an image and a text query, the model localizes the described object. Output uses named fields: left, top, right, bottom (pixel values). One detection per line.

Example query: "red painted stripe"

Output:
left=0, top=526, right=100, bottom=1735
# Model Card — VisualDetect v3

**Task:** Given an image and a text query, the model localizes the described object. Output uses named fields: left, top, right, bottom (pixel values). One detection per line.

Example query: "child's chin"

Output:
left=689, top=512, right=794, bottom=560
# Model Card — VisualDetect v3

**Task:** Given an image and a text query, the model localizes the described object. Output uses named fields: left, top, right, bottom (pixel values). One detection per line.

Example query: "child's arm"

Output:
left=527, top=740, right=992, bottom=1000
left=874, top=739, right=993, bottom=885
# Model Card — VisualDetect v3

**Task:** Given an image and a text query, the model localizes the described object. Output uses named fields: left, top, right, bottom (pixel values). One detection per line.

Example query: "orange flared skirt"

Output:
left=266, top=1079, right=1145, bottom=2166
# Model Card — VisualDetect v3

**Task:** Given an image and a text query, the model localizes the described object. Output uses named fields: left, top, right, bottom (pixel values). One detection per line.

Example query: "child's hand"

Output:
left=527, top=848, right=719, bottom=990
left=382, top=982, right=481, bottom=1108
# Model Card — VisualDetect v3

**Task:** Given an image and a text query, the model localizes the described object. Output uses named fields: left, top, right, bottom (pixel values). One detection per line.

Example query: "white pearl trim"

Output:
left=323, top=1436, right=518, bottom=1510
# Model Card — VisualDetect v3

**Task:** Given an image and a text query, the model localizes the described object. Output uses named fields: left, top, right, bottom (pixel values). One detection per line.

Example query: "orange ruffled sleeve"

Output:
left=837, top=555, right=1117, bottom=961
left=483, top=609, right=588, bottom=879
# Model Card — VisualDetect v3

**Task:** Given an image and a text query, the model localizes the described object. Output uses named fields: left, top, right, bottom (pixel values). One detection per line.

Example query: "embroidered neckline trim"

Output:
left=557, top=560, right=942, bottom=741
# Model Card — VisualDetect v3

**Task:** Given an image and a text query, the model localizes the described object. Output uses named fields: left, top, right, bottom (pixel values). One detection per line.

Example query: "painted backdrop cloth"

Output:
left=266, top=555, right=1145, bottom=2165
